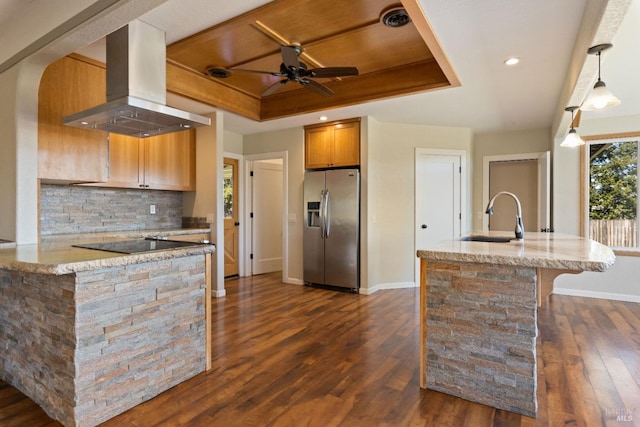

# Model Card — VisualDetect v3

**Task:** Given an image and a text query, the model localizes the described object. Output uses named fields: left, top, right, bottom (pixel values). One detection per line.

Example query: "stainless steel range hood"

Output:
left=64, top=20, right=210, bottom=138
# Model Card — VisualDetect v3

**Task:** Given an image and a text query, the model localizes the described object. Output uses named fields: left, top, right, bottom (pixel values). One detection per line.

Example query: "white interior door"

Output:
left=251, top=160, right=283, bottom=275
left=415, top=151, right=462, bottom=281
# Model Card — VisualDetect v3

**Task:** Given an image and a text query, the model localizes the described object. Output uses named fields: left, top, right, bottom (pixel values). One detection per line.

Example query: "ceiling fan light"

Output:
left=580, top=80, right=621, bottom=111
left=560, top=128, right=585, bottom=147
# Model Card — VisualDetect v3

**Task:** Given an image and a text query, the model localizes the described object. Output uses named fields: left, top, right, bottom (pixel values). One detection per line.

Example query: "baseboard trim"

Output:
left=213, top=289, right=226, bottom=298
left=286, top=278, right=304, bottom=285
left=359, top=281, right=417, bottom=295
left=553, top=288, right=640, bottom=303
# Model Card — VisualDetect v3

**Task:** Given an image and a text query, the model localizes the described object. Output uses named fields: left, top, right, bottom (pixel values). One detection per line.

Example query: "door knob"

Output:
left=421, top=224, right=428, bottom=229
left=234, top=222, right=240, bottom=226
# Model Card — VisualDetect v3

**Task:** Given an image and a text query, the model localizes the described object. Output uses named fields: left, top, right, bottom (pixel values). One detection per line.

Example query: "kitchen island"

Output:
left=417, top=232, right=614, bottom=417
left=0, top=236, right=214, bottom=427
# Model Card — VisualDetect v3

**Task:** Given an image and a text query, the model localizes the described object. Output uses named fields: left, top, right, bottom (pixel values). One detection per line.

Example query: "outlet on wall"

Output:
left=150, top=204, right=156, bottom=215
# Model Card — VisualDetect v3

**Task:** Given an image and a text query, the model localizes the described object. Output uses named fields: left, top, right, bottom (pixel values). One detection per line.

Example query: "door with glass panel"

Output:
left=223, top=158, right=239, bottom=277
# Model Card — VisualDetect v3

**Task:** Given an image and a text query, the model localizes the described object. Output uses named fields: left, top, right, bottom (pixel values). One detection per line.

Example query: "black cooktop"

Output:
left=72, top=238, right=208, bottom=254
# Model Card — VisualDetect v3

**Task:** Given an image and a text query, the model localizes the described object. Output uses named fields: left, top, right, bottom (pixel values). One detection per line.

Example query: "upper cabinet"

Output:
left=38, top=55, right=197, bottom=191
left=104, top=131, right=196, bottom=191
left=38, top=55, right=108, bottom=183
left=304, top=118, right=360, bottom=169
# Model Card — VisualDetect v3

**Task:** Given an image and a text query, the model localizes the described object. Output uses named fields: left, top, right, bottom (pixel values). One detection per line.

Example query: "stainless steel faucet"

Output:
left=485, top=191, right=524, bottom=239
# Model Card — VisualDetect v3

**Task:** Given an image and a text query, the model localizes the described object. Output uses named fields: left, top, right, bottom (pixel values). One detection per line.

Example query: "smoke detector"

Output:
left=380, top=6, right=411, bottom=28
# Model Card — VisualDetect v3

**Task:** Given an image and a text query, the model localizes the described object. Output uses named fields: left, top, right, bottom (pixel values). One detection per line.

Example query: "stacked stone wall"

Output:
left=0, top=255, right=206, bottom=427
left=425, top=260, right=538, bottom=417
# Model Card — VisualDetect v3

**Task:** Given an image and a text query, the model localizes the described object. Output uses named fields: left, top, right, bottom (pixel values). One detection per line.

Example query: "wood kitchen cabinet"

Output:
left=38, top=55, right=108, bottom=183
left=304, top=118, right=360, bottom=169
left=105, top=130, right=196, bottom=191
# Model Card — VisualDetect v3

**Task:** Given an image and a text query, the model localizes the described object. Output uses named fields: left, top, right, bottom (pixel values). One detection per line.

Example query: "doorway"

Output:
left=223, top=157, right=240, bottom=278
left=482, top=152, right=550, bottom=232
left=244, top=152, right=289, bottom=282
left=415, top=148, right=466, bottom=282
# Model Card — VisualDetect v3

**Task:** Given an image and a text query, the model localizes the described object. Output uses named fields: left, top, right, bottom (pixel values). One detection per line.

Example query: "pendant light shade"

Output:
left=581, top=44, right=620, bottom=111
left=560, top=128, right=585, bottom=147
left=561, top=106, right=585, bottom=147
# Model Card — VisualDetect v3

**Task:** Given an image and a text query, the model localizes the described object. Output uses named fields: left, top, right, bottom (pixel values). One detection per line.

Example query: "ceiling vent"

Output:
left=380, top=6, right=412, bottom=28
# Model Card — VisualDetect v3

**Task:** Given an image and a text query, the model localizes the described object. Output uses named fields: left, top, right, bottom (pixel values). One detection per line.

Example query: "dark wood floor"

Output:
left=1, top=272, right=639, bottom=426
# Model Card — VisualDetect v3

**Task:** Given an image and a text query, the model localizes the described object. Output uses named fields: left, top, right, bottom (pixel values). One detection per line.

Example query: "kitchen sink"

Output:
left=460, top=235, right=513, bottom=243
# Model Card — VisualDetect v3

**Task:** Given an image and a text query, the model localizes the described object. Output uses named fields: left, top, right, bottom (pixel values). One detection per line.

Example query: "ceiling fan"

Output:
left=206, top=45, right=359, bottom=97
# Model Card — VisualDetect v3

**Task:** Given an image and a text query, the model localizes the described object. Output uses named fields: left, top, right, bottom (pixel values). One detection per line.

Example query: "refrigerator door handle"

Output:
left=319, top=189, right=326, bottom=239
left=324, top=190, right=331, bottom=238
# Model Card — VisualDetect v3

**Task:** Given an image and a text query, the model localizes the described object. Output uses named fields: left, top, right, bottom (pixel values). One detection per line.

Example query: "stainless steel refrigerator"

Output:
left=303, top=169, right=360, bottom=292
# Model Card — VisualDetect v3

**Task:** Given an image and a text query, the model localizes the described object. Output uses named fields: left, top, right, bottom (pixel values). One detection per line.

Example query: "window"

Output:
left=587, top=138, right=639, bottom=248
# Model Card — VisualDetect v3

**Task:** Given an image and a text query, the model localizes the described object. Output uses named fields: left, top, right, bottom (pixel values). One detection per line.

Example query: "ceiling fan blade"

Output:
left=262, top=79, right=288, bottom=97
left=300, top=78, right=334, bottom=97
left=231, top=68, right=286, bottom=77
left=307, top=67, right=359, bottom=78
left=281, top=45, right=300, bottom=70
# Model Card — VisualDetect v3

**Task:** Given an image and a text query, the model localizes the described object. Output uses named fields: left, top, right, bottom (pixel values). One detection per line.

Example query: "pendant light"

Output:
left=581, top=44, right=621, bottom=111
left=561, top=106, right=585, bottom=147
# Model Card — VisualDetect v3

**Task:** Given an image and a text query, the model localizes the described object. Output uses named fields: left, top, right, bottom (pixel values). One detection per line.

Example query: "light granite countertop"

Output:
left=417, top=231, right=615, bottom=272
left=0, top=228, right=214, bottom=275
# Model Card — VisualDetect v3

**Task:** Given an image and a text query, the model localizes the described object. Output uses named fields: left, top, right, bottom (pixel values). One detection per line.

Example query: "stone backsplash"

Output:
left=40, top=184, right=183, bottom=235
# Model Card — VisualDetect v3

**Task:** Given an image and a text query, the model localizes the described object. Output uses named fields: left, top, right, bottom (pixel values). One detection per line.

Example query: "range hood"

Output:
left=64, top=20, right=210, bottom=138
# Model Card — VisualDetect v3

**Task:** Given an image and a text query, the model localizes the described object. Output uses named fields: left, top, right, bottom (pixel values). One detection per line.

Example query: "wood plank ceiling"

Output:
left=166, top=0, right=457, bottom=122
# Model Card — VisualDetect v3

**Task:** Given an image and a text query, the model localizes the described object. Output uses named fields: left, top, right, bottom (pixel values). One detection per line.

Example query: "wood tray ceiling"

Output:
left=166, top=0, right=457, bottom=121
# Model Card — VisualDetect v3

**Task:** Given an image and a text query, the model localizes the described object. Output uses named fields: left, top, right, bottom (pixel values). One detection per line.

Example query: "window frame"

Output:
left=581, top=132, right=640, bottom=256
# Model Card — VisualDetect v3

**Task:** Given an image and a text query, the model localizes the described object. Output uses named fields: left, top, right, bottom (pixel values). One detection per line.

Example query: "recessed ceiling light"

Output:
left=319, top=116, right=328, bottom=121
left=504, top=57, right=520, bottom=66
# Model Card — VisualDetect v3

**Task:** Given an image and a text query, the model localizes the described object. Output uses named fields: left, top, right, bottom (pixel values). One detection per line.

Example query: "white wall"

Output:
left=183, top=113, right=225, bottom=296
left=223, top=130, right=244, bottom=154
left=552, top=114, right=640, bottom=301
left=555, top=257, right=640, bottom=302
left=243, top=127, right=305, bottom=284
left=363, top=118, right=473, bottom=293
left=0, top=65, right=21, bottom=241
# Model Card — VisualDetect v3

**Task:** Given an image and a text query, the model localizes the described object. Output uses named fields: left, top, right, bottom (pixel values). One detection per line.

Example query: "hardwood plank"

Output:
left=1, top=276, right=639, bottom=426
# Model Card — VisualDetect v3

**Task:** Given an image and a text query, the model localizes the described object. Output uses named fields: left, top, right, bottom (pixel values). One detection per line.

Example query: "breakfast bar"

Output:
left=417, top=232, right=615, bottom=417
left=0, top=236, right=214, bottom=427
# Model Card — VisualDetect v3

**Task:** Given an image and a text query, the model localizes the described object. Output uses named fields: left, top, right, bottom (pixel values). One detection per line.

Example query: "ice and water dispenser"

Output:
left=307, top=201, right=321, bottom=227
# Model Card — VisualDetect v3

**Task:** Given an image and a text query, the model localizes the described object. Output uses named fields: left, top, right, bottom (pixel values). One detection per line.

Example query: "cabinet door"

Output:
left=144, top=130, right=196, bottom=191
left=104, top=133, right=144, bottom=189
left=331, top=121, right=360, bottom=167
left=305, top=126, right=333, bottom=169
left=38, top=56, right=108, bottom=183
